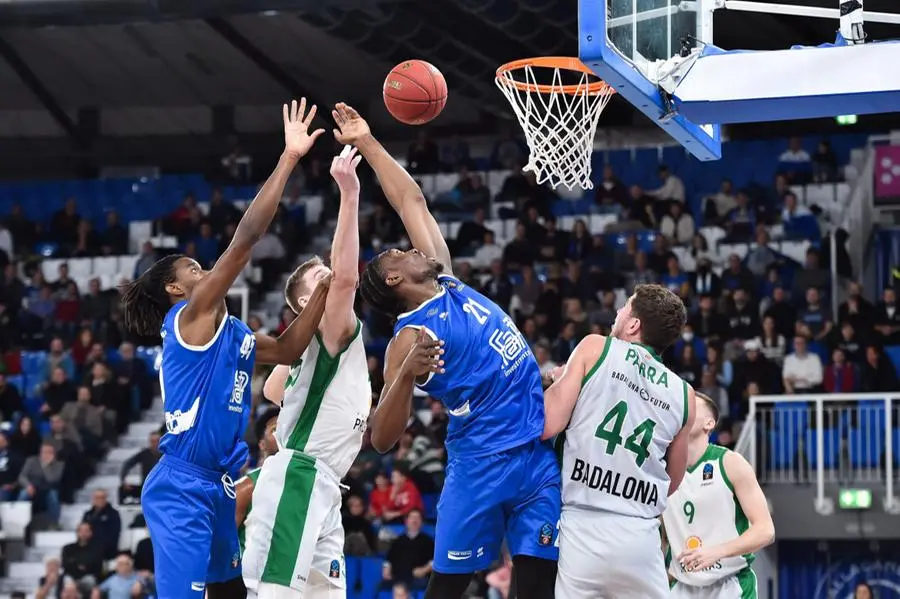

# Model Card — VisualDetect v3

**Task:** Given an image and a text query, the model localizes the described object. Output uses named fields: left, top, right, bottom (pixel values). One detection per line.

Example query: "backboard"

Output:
left=579, top=0, right=900, bottom=162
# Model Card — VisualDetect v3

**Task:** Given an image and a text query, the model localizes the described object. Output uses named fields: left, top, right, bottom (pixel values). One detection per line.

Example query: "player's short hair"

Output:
left=255, top=406, right=280, bottom=442
left=696, top=392, right=720, bottom=426
left=284, top=256, right=324, bottom=314
left=360, top=254, right=405, bottom=317
left=630, top=283, right=687, bottom=354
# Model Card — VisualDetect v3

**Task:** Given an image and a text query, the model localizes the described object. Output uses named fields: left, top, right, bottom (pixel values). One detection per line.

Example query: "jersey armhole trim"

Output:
left=314, top=318, right=363, bottom=360
left=581, top=336, right=613, bottom=388
left=173, top=304, right=229, bottom=352
left=718, top=449, right=735, bottom=494
left=681, top=380, right=690, bottom=428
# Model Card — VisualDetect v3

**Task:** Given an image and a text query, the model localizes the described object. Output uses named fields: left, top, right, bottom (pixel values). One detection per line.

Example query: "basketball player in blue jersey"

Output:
left=120, top=99, right=331, bottom=599
left=332, top=103, right=560, bottom=599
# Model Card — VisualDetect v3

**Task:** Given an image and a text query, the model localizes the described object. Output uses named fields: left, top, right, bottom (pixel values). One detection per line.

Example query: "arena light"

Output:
left=836, top=114, right=858, bottom=125
left=838, top=488, right=872, bottom=510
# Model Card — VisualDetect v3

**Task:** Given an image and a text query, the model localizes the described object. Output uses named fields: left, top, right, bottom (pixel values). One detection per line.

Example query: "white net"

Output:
left=495, top=62, right=615, bottom=191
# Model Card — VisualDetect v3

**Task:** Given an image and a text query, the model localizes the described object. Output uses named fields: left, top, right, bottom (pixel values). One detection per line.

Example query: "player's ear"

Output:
left=164, top=281, right=183, bottom=298
left=384, top=271, right=403, bottom=287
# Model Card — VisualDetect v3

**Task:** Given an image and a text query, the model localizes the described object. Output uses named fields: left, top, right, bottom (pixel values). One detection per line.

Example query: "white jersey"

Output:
left=559, top=336, right=688, bottom=519
left=665, top=444, right=754, bottom=587
left=276, top=320, right=372, bottom=478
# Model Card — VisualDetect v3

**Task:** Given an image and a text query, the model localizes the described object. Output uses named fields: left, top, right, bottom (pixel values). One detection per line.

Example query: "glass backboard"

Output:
left=579, top=0, right=721, bottom=160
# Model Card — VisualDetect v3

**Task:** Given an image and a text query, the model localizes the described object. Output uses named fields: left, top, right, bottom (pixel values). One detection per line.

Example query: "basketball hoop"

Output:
left=495, top=57, right=615, bottom=191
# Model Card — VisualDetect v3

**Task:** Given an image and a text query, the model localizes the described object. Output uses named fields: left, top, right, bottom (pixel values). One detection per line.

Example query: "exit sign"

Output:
left=839, top=489, right=872, bottom=510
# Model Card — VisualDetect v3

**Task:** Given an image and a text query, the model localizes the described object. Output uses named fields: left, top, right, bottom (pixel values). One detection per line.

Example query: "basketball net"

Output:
left=495, top=58, right=615, bottom=191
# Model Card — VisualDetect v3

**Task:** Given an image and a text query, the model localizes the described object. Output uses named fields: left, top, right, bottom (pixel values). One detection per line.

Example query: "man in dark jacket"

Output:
left=61, top=522, right=104, bottom=586
left=82, top=489, right=121, bottom=560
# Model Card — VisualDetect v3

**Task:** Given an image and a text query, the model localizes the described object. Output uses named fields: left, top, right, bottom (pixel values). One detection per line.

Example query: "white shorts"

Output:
left=555, top=508, right=669, bottom=599
left=242, top=451, right=345, bottom=595
left=253, top=572, right=346, bottom=599
left=669, top=569, right=758, bottom=599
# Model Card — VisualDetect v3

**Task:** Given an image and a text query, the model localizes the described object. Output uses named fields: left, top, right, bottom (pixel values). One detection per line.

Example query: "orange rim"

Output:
left=496, top=57, right=615, bottom=95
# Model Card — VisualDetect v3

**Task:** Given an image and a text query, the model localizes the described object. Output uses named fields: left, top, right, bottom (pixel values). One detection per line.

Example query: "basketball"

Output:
left=383, top=60, right=448, bottom=125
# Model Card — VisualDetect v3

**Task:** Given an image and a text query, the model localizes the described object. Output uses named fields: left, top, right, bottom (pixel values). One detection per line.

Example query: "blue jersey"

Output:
left=158, top=301, right=256, bottom=477
left=393, top=274, right=544, bottom=457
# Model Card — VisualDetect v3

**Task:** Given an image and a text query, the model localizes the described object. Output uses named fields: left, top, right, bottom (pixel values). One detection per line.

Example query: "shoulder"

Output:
left=720, top=448, right=753, bottom=486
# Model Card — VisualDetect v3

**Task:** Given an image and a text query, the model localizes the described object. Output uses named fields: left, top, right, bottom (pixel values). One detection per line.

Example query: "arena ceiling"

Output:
left=0, top=0, right=897, bottom=141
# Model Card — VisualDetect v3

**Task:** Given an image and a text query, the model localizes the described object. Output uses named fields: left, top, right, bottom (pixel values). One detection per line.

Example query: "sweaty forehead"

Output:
left=176, top=257, right=200, bottom=271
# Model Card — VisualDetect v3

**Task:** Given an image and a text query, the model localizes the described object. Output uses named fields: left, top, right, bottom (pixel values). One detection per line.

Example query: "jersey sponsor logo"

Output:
left=447, top=550, right=472, bottom=561
left=239, top=333, right=256, bottom=359
left=609, top=371, right=672, bottom=412
left=165, top=398, right=200, bottom=435
left=329, top=559, right=341, bottom=579
left=686, top=536, right=702, bottom=550
left=702, top=463, right=714, bottom=484
left=538, top=523, right=554, bottom=546
left=624, top=347, right=669, bottom=386
left=190, top=582, right=206, bottom=592
left=230, top=370, right=249, bottom=412
left=816, top=560, right=900, bottom=598
left=569, top=457, right=660, bottom=507
left=232, top=551, right=240, bottom=568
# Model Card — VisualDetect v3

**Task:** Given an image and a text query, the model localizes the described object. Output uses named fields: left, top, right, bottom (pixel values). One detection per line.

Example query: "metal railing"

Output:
left=734, top=393, right=899, bottom=515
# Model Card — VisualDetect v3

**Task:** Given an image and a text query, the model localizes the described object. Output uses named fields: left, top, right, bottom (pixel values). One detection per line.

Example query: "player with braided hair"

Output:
left=334, top=103, right=559, bottom=599
left=122, top=100, right=331, bottom=598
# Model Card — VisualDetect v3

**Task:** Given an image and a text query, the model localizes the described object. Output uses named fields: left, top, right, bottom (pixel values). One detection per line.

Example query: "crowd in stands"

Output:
left=0, top=132, right=896, bottom=598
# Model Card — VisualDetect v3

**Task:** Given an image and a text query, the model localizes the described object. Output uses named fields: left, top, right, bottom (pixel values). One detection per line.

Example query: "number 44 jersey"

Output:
left=393, top=274, right=545, bottom=458
left=559, top=336, right=689, bottom=518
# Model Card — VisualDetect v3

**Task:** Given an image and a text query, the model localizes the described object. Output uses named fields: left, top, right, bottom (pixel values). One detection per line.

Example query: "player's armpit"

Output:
left=255, top=275, right=330, bottom=365
left=353, top=129, right=452, bottom=273
left=234, top=476, right=254, bottom=530
left=263, top=365, right=290, bottom=406
left=665, top=385, right=696, bottom=496
left=721, top=451, right=775, bottom=555
left=541, top=335, right=606, bottom=440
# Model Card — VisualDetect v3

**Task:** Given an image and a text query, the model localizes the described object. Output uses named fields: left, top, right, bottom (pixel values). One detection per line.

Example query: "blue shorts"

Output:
left=141, top=455, right=241, bottom=596
left=434, top=438, right=561, bottom=574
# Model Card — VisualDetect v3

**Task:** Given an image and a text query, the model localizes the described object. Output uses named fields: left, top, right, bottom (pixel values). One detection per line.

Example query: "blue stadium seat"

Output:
left=357, top=557, right=384, bottom=599
left=21, top=351, right=47, bottom=377
left=773, top=402, right=808, bottom=438
left=768, top=430, right=799, bottom=469
left=804, top=428, right=840, bottom=469
left=894, top=429, right=900, bottom=467
left=848, top=426, right=885, bottom=468
left=346, top=557, right=362, bottom=599
left=6, top=374, right=24, bottom=394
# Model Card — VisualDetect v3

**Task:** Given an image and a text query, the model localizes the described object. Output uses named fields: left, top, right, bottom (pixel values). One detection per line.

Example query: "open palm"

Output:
left=332, top=102, right=371, bottom=145
left=283, top=98, right=325, bottom=160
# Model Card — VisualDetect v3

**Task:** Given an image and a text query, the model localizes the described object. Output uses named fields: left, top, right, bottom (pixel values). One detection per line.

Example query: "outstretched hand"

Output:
left=283, top=98, right=326, bottom=161
left=402, top=328, right=445, bottom=378
left=332, top=102, right=371, bottom=145
left=330, top=146, right=363, bottom=196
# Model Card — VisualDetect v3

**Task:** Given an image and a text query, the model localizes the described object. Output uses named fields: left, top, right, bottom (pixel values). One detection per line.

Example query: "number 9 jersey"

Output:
left=392, top=274, right=545, bottom=458
left=559, top=336, right=689, bottom=518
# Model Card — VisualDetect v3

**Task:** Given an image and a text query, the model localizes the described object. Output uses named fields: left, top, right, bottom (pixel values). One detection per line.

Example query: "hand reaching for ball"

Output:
left=330, top=146, right=363, bottom=196
left=332, top=103, right=371, bottom=146
left=283, top=98, right=325, bottom=161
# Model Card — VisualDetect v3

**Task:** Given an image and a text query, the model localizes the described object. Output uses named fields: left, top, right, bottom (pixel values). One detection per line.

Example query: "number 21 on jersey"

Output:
left=463, top=297, right=491, bottom=325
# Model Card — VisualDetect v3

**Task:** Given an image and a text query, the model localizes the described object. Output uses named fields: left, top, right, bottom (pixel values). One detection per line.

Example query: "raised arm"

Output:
left=320, top=146, right=364, bottom=356
left=541, top=335, right=608, bottom=440
left=370, top=327, right=444, bottom=453
left=677, top=451, right=774, bottom=572
left=263, top=365, right=291, bottom=406
left=179, top=100, right=324, bottom=346
left=255, top=275, right=330, bottom=365
left=665, top=385, right=696, bottom=496
left=332, top=103, right=452, bottom=273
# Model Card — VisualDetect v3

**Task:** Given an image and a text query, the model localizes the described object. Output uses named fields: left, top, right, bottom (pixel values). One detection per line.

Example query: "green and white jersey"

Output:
left=276, top=320, right=371, bottom=478
left=559, top=337, right=688, bottom=519
left=665, top=444, right=754, bottom=587
left=237, top=467, right=262, bottom=553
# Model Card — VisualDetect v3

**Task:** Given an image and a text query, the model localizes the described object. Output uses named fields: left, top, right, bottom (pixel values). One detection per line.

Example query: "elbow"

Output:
left=370, top=429, right=396, bottom=454
left=761, top=523, right=776, bottom=548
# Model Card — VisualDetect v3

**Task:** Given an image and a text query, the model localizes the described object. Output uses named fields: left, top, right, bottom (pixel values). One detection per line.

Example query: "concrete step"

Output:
left=7, top=562, right=43, bottom=580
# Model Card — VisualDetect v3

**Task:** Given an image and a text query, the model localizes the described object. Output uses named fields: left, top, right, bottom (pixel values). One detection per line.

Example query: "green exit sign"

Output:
left=839, top=488, right=872, bottom=509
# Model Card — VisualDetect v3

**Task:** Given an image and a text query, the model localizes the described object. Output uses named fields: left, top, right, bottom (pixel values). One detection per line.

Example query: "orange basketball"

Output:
left=383, top=60, right=448, bottom=125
